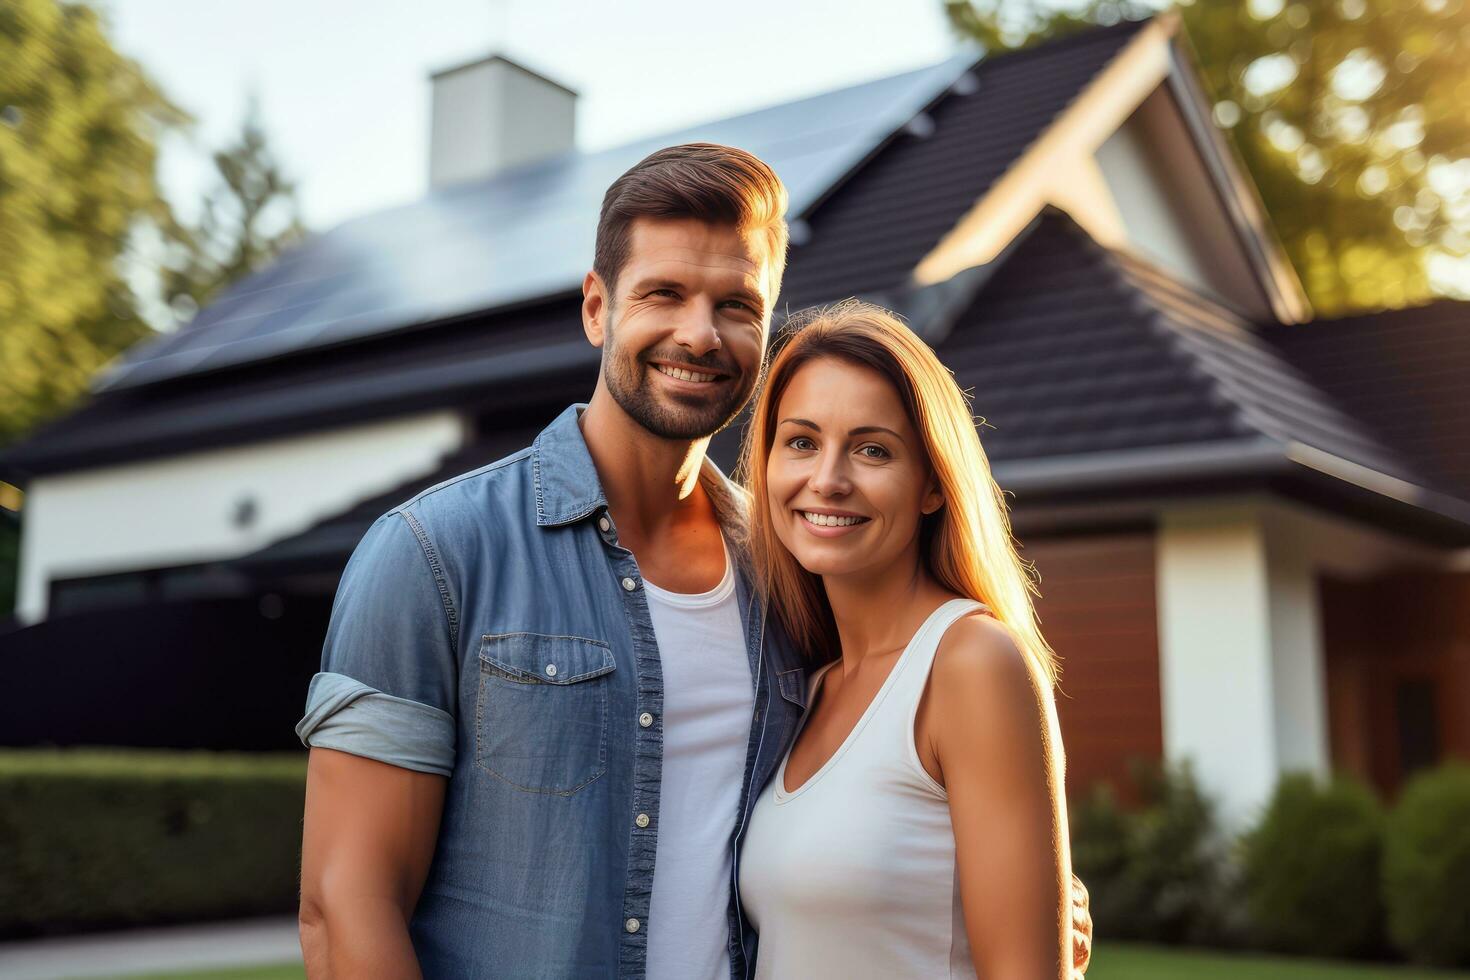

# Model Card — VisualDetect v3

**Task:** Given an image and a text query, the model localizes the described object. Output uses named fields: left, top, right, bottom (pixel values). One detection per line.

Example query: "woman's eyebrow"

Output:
left=849, top=425, right=904, bottom=441
left=777, top=419, right=906, bottom=444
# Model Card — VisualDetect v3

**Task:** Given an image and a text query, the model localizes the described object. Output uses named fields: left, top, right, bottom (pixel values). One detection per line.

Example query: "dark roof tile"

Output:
left=939, top=212, right=1425, bottom=490
left=1267, top=299, right=1470, bottom=499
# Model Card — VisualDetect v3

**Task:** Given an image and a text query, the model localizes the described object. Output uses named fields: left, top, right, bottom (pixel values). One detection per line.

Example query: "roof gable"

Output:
left=778, top=19, right=1148, bottom=310
left=911, top=15, right=1309, bottom=325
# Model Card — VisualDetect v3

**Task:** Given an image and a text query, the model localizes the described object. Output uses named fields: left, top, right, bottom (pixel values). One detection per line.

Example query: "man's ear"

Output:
left=582, top=271, right=610, bottom=348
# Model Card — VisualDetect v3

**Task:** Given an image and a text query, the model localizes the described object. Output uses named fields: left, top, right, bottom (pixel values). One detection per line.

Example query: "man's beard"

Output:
left=602, top=320, right=753, bottom=441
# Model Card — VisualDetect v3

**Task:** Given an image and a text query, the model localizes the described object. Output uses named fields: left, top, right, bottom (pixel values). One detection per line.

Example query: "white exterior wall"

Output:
left=1264, top=545, right=1330, bottom=776
left=16, top=412, right=465, bottom=624
left=1156, top=505, right=1283, bottom=829
left=1156, top=497, right=1441, bottom=827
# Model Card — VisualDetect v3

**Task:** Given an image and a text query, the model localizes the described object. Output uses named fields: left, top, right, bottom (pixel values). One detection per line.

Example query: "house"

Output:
left=4, top=17, right=1468, bottom=827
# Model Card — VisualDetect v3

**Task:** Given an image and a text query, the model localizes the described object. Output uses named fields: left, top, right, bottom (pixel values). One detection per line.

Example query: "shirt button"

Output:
left=599, top=517, right=611, bottom=533
left=638, top=712, right=654, bottom=728
left=622, top=577, right=637, bottom=591
left=635, top=812, right=650, bottom=828
left=625, top=917, right=641, bottom=934
left=544, top=664, right=558, bottom=677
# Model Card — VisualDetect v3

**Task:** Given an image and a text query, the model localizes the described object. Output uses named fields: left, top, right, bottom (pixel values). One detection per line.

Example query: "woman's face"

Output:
left=766, top=356, right=943, bottom=581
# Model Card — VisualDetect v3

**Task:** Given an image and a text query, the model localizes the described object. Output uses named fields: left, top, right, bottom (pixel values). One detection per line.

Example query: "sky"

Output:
left=103, top=0, right=963, bottom=232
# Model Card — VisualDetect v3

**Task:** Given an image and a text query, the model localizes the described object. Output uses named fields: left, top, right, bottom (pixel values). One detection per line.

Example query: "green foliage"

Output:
left=0, top=749, right=306, bottom=937
left=944, top=0, right=1470, bottom=314
left=1240, top=772, right=1385, bottom=958
left=0, top=3, right=304, bottom=448
left=0, top=0, right=183, bottom=446
left=158, top=93, right=306, bottom=328
left=1070, top=782, right=1137, bottom=937
left=1070, top=761, right=1227, bottom=945
left=1088, top=941, right=1470, bottom=979
left=1382, top=763, right=1470, bottom=967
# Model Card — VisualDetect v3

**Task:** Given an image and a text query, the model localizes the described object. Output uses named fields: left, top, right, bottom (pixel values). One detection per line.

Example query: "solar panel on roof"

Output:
left=97, top=55, right=975, bottom=393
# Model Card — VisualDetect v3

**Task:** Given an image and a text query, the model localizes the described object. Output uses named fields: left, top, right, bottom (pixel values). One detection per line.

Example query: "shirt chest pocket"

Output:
left=476, top=632, right=617, bottom=795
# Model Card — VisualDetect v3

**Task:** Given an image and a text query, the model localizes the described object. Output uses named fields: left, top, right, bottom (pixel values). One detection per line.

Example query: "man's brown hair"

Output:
left=594, top=142, right=790, bottom=302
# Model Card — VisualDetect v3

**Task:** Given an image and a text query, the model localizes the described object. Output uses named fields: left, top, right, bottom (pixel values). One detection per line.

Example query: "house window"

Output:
left=1394, top=678, right=1440, bottom=781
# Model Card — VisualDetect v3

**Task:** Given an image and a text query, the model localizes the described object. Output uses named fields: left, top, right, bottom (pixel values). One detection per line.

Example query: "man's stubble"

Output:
left=600, top=306, right=760, bottom=442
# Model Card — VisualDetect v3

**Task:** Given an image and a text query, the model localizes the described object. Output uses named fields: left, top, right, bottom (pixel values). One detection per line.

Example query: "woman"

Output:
left=737, top=300, right=1074, bottom=979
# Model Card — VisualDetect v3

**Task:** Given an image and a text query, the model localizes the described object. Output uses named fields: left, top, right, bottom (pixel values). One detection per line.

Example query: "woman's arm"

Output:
left=928, top=615, right=1072, bottom=980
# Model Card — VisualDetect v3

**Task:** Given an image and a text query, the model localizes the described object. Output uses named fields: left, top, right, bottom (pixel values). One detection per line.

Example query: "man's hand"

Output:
left=1071, top=873, right=1093, bottom=977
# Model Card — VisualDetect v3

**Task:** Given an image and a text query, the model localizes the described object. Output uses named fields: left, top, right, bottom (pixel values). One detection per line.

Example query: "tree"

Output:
left=0, top=0, right=185, bottom=447
left=158, top=94, right=307, bottom=328
left=945, top=0, right=1470, bottom=314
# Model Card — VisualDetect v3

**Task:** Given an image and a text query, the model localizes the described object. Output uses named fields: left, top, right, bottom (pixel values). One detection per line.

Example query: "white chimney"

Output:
left=428, top=54, right=577, bottom=190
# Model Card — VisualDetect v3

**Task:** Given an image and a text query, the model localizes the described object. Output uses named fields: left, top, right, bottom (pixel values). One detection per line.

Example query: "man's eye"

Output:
left=721, top=300, right=755, bottom=312
left=651, top=288, right=679, bottom=298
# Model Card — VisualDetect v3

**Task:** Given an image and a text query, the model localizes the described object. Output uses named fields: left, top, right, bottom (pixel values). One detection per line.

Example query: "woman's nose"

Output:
left=808, top=454, right=852, bottom=497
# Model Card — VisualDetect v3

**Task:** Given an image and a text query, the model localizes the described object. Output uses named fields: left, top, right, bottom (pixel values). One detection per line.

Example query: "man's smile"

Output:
left=648, top=359, right=731, bottom=385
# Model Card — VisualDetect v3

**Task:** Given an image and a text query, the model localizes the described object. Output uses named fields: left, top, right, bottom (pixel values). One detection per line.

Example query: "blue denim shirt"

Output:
left=297, top=404, right=808, bottom=978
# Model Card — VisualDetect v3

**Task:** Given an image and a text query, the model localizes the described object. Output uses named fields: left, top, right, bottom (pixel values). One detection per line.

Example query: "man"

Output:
left=297, top=142, right=1092, bottom=978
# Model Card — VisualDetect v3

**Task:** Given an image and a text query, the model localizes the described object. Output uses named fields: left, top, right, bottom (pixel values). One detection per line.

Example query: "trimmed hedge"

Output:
left=1383, top=763, right=1470, bottom=967
left=1240, top=773, right=1384, bottom=959
left=0, top=749, right=306, bottom=937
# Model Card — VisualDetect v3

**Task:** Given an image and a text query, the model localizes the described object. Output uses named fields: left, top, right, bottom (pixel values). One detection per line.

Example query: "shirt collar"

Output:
left=531, top=403, right=753, bottom=553
left=531, top=404, right=608, bottom=527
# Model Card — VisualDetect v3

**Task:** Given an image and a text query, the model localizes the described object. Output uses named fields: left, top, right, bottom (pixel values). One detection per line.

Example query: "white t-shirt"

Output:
left=644, top=540, right=755, bottom=980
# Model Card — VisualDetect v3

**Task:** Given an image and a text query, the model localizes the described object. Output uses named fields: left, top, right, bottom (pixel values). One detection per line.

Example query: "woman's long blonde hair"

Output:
left=738, top=299, right=1058, bottom=686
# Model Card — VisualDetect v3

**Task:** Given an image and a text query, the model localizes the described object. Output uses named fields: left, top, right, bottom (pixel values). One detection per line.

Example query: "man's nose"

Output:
left=669, top=301, right=722, bottom=359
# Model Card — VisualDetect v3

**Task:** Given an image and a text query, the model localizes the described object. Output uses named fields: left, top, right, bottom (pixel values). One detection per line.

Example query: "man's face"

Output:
left=584, top=217, right=775, bottom=440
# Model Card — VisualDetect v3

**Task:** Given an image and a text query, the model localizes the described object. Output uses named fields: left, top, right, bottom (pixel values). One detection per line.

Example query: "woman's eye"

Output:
left=859, top=444, right=890, bottom=459
left=787, top=437, right=816, bottom=452
left=720, top=300, right=754, bottom=312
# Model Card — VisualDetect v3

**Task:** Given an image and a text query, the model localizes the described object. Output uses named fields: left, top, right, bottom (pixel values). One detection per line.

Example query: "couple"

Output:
left=296, top=142, right=1092, bottom=979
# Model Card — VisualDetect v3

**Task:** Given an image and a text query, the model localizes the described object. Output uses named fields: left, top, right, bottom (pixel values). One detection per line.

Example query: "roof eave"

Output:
left=1162, top=26, right=1312, bottom=325
left=993, top=435, right=1470, bottom=546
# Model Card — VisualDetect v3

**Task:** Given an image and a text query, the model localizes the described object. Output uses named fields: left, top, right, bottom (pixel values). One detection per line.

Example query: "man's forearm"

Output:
left=300, top=895, right=422, bottom=980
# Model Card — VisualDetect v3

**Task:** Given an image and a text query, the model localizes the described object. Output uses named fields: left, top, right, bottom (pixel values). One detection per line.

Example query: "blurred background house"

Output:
left=4, top=14, right=1468, bottom=835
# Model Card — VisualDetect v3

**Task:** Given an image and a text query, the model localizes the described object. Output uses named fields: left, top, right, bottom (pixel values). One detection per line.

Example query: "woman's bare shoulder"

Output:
left=929, top=611, right=1048, bottom=720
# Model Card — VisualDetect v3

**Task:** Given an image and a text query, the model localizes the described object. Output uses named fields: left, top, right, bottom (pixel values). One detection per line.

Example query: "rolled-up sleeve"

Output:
left=295, top=510, right=459, bottom=776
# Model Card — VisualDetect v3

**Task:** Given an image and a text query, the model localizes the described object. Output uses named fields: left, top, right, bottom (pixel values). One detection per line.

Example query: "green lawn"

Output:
left=99, top=967, right=303, bottom=980
left=1090, top=944, right=1470, bottom=979
left=101, top=945, right=1470, bottom=980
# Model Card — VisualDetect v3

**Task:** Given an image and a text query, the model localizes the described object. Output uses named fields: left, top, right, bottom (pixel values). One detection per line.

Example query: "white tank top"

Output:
left=737, top=598, right=988, bottom=980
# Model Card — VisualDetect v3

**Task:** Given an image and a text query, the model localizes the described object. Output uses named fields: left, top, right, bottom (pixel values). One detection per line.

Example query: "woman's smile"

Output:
left=796, top=508, right=871, bottom=536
